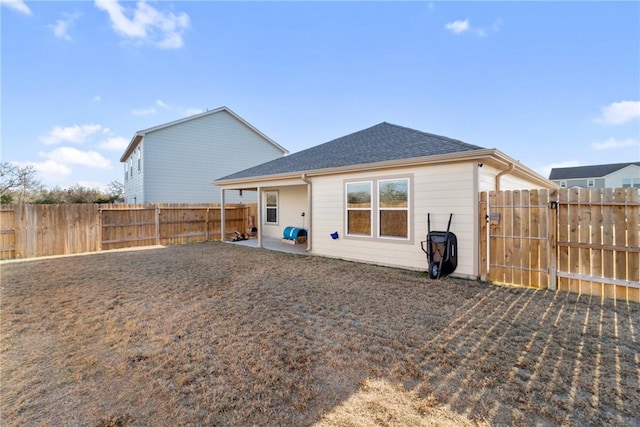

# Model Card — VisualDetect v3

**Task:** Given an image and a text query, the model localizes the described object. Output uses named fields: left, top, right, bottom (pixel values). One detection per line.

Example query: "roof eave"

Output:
left=216, top=148, right=556, bottom=187
left=120, top=134, right=144, bottom=162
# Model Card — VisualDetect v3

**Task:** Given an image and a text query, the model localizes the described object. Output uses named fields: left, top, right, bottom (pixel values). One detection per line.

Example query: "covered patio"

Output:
left=225, top=235, right=309, bottom=255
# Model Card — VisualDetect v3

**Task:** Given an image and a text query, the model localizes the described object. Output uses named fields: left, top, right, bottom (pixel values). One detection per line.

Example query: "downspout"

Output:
left=301, top=174, right=312, bottom=252
left=495, top=162, right=515, bottom=192
left=473, top=162, right=481, bottom=280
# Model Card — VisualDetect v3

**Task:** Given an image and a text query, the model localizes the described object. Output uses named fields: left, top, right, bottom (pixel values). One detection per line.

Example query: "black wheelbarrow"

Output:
left=420, top=213, right=457, bottom=279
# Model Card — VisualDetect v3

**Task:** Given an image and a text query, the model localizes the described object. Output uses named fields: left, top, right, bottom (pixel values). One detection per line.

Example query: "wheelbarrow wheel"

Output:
left=429, top=262, right=440, bottom=279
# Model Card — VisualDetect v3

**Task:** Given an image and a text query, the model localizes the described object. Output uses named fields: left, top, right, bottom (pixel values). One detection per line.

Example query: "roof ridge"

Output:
left=377, top=122, right=480, bottom=149
left=216, top=122, right=486, bottom=182
left=550, top=161, right=640, bottom=170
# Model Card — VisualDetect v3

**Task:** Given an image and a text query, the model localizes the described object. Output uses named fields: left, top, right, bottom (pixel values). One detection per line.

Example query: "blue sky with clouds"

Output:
left=2, top=1, right=639, bottom=191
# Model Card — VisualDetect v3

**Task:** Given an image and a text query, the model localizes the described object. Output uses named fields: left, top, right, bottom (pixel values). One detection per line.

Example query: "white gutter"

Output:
left=214, top=149, right=501, bottom=186
left=301, top=174, right=312, bottom=252
left=214, top=148, right=555, bottom=190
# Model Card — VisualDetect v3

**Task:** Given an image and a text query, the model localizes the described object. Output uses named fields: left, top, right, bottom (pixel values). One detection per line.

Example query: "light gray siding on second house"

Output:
left=124, top=143, right=144, bottom=203
left=143, top=110, right=284, bottom=203
left=606, top=164, right=640, bottom=188
left=553, top=178, right=605, bottom=188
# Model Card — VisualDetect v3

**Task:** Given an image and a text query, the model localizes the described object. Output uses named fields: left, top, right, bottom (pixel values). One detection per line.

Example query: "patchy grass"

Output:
left=1, top=242, right=638, bottom=426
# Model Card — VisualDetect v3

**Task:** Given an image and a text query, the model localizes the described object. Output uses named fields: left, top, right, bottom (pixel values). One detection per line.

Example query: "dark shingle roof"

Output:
left=549, top=162, right=640, bottom=180
left=217, top=122, right=484, bottom=181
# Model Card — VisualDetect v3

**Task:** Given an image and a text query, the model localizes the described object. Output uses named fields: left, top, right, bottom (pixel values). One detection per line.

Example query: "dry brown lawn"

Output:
left=1, top=242, right=638, bottom=426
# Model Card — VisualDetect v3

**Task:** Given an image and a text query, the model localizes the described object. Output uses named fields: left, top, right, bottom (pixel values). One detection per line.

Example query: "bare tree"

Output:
left=107, top=180, right=124, bottom=203
left=0, top=162, right=40, bottom=203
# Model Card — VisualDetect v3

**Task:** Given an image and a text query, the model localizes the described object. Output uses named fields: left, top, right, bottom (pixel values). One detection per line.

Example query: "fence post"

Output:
left=205, top=208, right=209, bottom=241
left=98, top=205, right=103, bottom=251
left=548, top=189, right=558, bottom=291
left=479, top=191, right=488, bottom=281
left=155, top=204, right=160, bottom=246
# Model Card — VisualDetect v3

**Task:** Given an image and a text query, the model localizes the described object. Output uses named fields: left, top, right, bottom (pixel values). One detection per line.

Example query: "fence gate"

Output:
left=481, top=189, right=553, bottom=290
left=480, top=188, right=640, bottom=302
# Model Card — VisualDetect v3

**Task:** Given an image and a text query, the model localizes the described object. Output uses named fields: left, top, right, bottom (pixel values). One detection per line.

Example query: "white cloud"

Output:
left=133, top=99, right=202, bottom=117
left=49, top=13, right=80, bottom=41
left=445, top=19, right=469, bottom=35
left=14, top=160, right=73, bottom=185
left=592, top=137, right=639, bottom=150
left=0, top=0, right=31, bottom=15
left=39, top=147, right=112, bottom=169
left=93, top=95, right=102, bottom=103
left=40, top=124, right=103, bottom=145
left=538, top=160, right=581, bottom=179
left=131, top=107, right=157, bottom=116
left=100, top=136, right=129, bottom=151
left=596, top=101, right=640, bottom=125
left=95, top=0, right=190, bottom=49
left=445, top=18, right=502, bottom=37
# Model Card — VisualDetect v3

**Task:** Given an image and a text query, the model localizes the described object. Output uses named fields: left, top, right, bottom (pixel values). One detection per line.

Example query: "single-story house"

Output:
left=215, top=122, right=555, bottom=279
left=120, top=106, right=288, bottom=203
left=549, top=162, right=640, bottom=189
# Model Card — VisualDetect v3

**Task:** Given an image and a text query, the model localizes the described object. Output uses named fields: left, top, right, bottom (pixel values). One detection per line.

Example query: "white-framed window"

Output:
left=346, top=181, right=372, bottom=237
left=560, top=180, right=567, bottom=188
left=623, top=178, right=640, bottom=188
left=124, top=162, right=128, bottom=182
left=378, top=178, right=409, bottom=239
left=265, top=191, right=278, bottom=224
left=345, top=176, right=411, bottom=241
left=587, top=179, right=595, bottom=187
left=137, top=149, right=141, bottom=172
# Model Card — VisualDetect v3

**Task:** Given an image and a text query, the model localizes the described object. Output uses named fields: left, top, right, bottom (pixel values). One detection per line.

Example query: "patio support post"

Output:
left=302, top=174, right=312, bottom=252
left=257, top=186, right=263, bottom=248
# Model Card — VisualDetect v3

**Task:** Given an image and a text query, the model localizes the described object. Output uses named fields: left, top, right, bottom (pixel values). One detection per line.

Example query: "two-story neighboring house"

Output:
left=120, top=107, right=288, bottom=203
left=549, top=162, right=640, bottom=189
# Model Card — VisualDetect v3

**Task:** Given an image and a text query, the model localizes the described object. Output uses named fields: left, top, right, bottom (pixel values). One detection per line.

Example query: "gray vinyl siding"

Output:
left=605, top=165, right=640, bottom=188
left=124, top=143, right=144, bottom=203
left=141, top=110, right=284, bottom=203
left=553, top=178, right=605, bottom=188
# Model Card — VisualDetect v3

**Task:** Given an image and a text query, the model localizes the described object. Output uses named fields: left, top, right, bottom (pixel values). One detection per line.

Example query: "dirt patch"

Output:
left=1, top=242, right=638, bottom=426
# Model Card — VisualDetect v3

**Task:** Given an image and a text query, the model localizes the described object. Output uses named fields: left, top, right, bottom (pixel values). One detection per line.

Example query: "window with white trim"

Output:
left=345, top=177, right=411, bottom=241
left=137, top=149, right=141, bottom=172
left=346, top=182, right=372, bottom=236
left=378, top=179, right=409, bottom=238
left=623, top=178, right=640, bottom=188
left=560, top=180, right=567, bottom=188
left=265, top=191, right=278, bottom=224
left=587, top=179, right=595, bottom=187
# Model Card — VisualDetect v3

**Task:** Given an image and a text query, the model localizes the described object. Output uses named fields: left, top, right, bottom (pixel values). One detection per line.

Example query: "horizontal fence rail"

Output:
left=0, top=203, right=257, bottom=260
left=480, top=187, right=640, bottom=303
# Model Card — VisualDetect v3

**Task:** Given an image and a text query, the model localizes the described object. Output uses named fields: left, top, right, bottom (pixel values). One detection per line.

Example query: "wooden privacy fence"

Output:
left=480, top=187, right=640, bottom=302
left=0, top=203, right=256, bottom=260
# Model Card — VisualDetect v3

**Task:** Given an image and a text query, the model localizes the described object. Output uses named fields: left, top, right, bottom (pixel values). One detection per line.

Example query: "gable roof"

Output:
left=120, top=106, right=288, bottom=162
left=217, top=122, right=484, bottom=181
left=549, top=162, right=640, bottom=180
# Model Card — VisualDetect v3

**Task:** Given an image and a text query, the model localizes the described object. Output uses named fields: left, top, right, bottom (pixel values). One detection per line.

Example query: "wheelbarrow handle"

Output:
left=420, top=240, right=427, bottom=254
